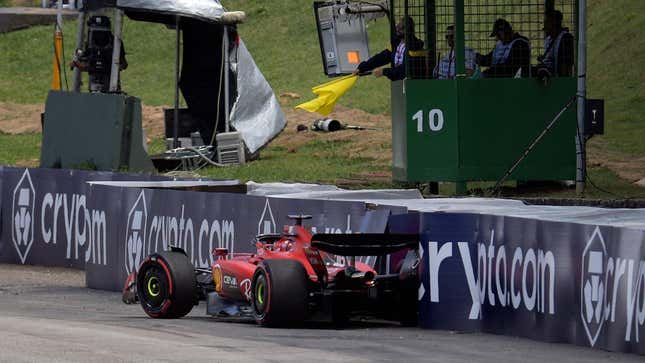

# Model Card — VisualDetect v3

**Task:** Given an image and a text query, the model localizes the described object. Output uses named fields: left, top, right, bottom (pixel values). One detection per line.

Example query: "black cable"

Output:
left=573, top=111, right=629, bottom=199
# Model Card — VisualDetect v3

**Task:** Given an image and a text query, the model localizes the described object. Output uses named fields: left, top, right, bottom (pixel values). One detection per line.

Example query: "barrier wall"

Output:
left=85, top=184, right=400, bottom=291
left=415, top=212, right=645, bottom=354
left=0, top=167, right=169, bottom=269
left=0, top=167, right=402, bottom=291
left=1, top=167, right=644, bottom=355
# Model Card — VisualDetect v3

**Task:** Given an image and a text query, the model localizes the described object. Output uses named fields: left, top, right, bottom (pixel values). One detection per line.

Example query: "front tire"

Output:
left=252, top=259, right=308, bottom=327
left=136, top=251, right=196, bottom=319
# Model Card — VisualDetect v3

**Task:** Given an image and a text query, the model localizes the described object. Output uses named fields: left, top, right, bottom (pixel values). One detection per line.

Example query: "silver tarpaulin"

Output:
left=113, top=0, right=286, bottom=153
left=230, top=40, right=287, bottom=153
left=116, top=0, right=226, bottom=23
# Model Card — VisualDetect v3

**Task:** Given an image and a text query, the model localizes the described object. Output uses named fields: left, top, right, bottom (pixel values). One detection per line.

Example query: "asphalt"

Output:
left=0, top=264, right=642, bottom=363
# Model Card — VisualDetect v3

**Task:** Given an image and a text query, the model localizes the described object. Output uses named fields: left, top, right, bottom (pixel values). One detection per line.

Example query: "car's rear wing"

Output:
left=311, top=234, right=419, bottom=256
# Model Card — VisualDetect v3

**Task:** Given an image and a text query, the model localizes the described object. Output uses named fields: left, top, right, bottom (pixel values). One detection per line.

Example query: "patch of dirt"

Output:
left=0, top=102, right=168, bottom=138
left=587, top=138, right=645, bottom=184
left=277, top=105, right=392, bottom=165
left=0, top=102, right=44, bottom=134
left=0, top=264, right=84, bottom=293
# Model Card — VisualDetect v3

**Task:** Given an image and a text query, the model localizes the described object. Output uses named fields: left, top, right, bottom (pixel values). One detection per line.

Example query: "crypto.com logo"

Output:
left=12, top=170, right=36, bottom=264
left=258, top=199, right=276, bottom=235
left=581, top=226, right=608, bottom=347
left=124, top=191, right=147, bottom=274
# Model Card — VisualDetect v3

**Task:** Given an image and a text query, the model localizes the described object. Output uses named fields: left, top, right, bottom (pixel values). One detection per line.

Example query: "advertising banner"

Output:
left=85, top=185, right=388, bottom=291
left=0, top=167, right=405, bottom=291
left=417, top=212, right=645, bottom=354
left=0, top=167, right=169, bottom=269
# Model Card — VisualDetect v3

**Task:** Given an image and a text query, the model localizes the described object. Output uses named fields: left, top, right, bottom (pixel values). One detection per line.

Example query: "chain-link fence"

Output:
left=390, top=0, right=577, bottom=79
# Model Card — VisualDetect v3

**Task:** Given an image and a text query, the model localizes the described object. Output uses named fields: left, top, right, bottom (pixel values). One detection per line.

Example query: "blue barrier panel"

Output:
left=0, top=167, right=169, bottom=269
left=85, top=184, right=387, bottom=291
left=418, top=211, right=645, bottom=354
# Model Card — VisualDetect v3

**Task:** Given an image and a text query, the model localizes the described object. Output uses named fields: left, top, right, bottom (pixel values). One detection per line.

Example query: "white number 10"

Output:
left=412, top=109, right=445, bottom=133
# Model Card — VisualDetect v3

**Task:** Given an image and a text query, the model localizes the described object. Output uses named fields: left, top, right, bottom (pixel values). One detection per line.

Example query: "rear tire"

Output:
left=398, top=282, right=419, bottom=327
left=136, top=251, right=196, bottom=319
left=252, top=259, right=308, bottom=327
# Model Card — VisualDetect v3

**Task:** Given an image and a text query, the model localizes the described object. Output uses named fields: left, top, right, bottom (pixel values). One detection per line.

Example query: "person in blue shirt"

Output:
left=536, top=10, right=575, bottom=78
left=353, top=16, right=424, bottom=80
left=433, top=25, right=476, bottom=79
left=476, top=19, right=531, bottom=78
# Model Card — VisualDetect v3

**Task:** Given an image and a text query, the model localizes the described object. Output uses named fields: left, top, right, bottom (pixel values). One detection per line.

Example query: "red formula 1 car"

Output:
left=123, top=215, right=420, bottom=327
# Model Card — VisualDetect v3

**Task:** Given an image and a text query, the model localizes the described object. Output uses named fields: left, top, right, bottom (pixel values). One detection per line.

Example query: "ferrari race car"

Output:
left=123, top=215, right=420, bottom=327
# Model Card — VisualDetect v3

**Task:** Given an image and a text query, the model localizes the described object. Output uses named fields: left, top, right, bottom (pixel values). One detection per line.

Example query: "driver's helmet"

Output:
left=275, top=240, right=293, bottom=252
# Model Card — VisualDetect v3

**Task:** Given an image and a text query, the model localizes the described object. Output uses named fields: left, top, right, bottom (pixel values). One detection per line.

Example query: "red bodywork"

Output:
left=212, top=224, right=375, bottom=303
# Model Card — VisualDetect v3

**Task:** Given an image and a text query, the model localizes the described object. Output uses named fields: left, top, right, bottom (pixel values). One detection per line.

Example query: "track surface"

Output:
left=0, top=264, right=642, bottom=362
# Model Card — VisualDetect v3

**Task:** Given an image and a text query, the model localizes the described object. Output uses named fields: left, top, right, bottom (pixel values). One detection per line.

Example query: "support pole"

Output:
left=403, top=0, right=409, bottom=77
left=51, top=0, right=64, bottom=90
left=173, top=16, right=181, bottom=148
left=424, top=0, right=436, bottom=77
left=453, top=0, right=465, bottom=76
left=72, top=11, right=85, bottom=92
left=223, top=25, right=230, bottom=133
left=56, top=0, right=63, bottom=28
left=576, top=0, right=587, bottom=194
left=108, top=9, right=123, bottom=92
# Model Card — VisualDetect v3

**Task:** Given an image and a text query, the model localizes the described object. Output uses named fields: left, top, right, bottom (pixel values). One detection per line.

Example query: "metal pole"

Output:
left=223, top=26, right=230, bottom=133
left=403, top=0, right=409, bottom=77
left=72, top=11, right=85, bottom=92
left=56, top=0, right=63, bottom=29
left=173, top=16, right=181, bottom=148
left=425, top=0, right=436, bottom=78
left=576, top=0, right=587, bottom=194
left=108, top=9, right=123, bottom=92
left=453, top=0, right=465, bottom=76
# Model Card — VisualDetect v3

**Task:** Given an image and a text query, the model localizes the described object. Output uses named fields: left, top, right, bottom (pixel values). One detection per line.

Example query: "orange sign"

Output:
left=347, top=51, right=360, bottom=64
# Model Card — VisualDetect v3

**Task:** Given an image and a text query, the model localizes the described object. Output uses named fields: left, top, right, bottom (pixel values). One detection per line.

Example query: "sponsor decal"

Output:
left=258, top=199, right=276, bottom=235
left=10, top=169, right=108, bottom=266
left=125, top=191, right=147, bottom=275
left=124, top=191, right=236, bottom=273
left=579, top=227, right=645, bottom=347
left=223, top=275, right=238, bottom=288
left=240, top=278, right=252, bottom=301
left=40, top=191, right=107, bottom=265
left=581, top=227, right=608, bottom=347
left=12, top=170, right=35, bottom=263
left=424, top=230, right=557, bottom=319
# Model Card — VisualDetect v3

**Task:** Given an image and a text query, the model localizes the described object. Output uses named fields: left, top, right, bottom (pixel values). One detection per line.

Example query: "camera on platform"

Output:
left=72, top=15, right=126, bottom=93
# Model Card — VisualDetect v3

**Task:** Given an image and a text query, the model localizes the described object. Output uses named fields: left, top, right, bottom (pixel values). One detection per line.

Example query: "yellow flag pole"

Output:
left=51, top=2, right=63, bottom=90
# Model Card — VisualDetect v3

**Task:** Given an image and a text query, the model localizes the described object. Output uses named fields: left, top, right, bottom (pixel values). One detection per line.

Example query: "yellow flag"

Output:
left=295, top=75, right=358, bottom=115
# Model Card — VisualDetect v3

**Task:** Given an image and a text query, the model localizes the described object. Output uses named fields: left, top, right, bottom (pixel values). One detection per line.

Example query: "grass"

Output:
left=0, top=1, right=643, bottom=199
left=586, top=0, right=645, bottom=157
left=0, top=132, right=41, bottom=165
left=201, top=140, right=388, bottom=184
